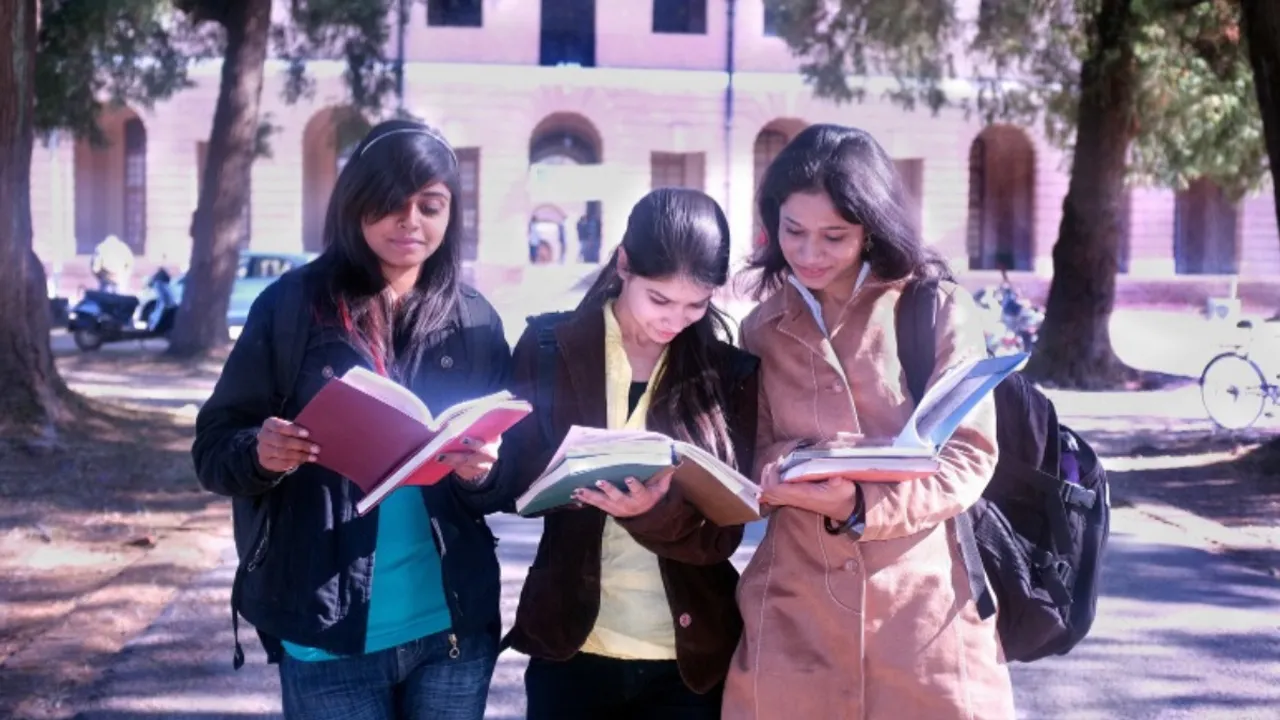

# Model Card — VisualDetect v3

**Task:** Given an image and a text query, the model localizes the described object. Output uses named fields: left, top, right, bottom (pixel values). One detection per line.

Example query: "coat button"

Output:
left=843, top=559, right=858, bottom=572
left=678, top=612, right=692, bottom=628
left=440, top=355, right=454, bottom=369
left=321, top=365, right=334, bottom=379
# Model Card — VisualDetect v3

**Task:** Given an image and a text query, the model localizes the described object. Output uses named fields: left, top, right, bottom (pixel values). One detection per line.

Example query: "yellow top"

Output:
left=579, top=301, right=678, bottom=660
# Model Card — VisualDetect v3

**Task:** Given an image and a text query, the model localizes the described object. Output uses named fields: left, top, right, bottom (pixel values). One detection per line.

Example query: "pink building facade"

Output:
left=27, top=0, right=1280, bottom=289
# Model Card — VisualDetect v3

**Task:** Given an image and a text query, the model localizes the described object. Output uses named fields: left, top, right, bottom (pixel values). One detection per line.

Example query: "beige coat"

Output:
left=722, top=274, right=1016, bottom=720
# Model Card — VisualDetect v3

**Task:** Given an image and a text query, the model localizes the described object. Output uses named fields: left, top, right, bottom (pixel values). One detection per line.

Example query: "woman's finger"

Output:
left=262, top=433, right=319, bottom=456
left=573, top=488, right=615, bottom=513
left=264, top=417, right=310, bottom=439
left=594, top=479, right=629, bottom=502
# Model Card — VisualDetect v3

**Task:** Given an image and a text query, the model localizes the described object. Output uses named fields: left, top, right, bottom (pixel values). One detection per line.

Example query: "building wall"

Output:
left=27, top=0, right=1280, bottom=284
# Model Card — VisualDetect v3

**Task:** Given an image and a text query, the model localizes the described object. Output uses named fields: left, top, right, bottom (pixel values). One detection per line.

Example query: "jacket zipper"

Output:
left=246, top=517, right=271, bottom=572
left=448, top=633, right=460, bottom=659
left=430, top=517, right=465, bottom=619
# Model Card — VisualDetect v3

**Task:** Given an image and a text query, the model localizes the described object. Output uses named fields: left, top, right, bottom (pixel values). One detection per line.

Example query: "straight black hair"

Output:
left=582, top=187, right=739, bottom=468
left=313, top=119, right=463, bottom=381
left=747, top=123, right=952, bottom=299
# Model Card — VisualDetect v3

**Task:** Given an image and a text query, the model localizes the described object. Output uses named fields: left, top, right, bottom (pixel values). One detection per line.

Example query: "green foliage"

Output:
left=36, top=0, right=403, bottom=145
left=34, top=0, right=199, bottom=144
left=766, top=0, right=1269, bottom=196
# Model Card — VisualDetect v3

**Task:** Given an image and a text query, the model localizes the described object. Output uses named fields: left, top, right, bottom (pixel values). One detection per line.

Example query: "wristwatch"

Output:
left=824, top=483, right=866, bottom=540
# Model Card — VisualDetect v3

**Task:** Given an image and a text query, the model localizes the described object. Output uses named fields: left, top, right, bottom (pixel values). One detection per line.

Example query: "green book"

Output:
left=515, top=447, right=678, bottom=516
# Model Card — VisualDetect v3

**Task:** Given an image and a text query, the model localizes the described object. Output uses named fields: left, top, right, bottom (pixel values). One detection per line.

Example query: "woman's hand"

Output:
left=438, top=436, right=501, bottom=485
left=760, top=476, right=859, bottom=521
left=256, top=417, right=319, bottom=474
left=573, top=470, right=674, bottom=518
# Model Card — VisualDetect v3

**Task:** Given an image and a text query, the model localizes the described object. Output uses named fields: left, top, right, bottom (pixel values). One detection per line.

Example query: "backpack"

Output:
left=895, top=278, right=1111, bottom=663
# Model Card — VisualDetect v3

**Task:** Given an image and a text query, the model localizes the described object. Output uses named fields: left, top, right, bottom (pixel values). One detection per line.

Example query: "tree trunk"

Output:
left=1240, top=0, right=1280, bottom=265
left=166, top=0, right=272, bottom=357
left=0, top=0, right=67, bottom=437
left=1023, top=0, right=1139, bottom=389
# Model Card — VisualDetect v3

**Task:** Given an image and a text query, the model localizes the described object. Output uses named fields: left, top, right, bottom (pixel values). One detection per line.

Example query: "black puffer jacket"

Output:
left=192, top=261, right=511, bottom=665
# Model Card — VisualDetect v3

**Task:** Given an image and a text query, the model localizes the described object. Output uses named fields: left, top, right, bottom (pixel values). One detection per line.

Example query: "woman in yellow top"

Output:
left=495, top=188, right=761, bottom=719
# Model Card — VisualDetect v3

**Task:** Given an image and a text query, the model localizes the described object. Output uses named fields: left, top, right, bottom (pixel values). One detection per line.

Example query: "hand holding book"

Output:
left=572, top=469, right=676, bottom=518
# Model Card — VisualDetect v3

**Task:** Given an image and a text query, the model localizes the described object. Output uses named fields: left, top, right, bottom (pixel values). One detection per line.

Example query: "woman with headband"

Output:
left=193, top=119, right=511, bottom=720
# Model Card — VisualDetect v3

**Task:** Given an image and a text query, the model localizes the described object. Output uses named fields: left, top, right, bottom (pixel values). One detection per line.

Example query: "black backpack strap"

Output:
left=895, top=278, right=996, bottom=621
left=457, top=288, right=492, bottom=388
left=528, top=311, right=573, bottom=445
left=271, top=274, right=309, bottom=414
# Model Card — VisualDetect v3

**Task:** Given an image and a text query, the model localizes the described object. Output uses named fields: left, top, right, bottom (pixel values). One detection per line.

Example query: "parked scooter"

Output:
left=972, top=270, right=1043, bottom=356
left=67, top=268, right=177, bottom=351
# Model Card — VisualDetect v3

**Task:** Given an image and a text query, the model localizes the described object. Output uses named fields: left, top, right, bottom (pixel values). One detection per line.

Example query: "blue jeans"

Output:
left=278, top=630, right=496, bottom=720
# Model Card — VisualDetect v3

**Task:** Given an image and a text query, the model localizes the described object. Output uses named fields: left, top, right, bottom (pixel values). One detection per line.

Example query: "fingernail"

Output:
left=310, top=445, right=320, bottom=454
left=298, top=429, right=309, bottom=438
left=308, top=454, right=318, bottom=463
left=595, top=480, right=607, bottom=488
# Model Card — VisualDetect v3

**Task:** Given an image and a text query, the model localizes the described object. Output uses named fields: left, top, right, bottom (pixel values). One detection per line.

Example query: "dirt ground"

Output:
left=0, top=347, right=227, bottom=718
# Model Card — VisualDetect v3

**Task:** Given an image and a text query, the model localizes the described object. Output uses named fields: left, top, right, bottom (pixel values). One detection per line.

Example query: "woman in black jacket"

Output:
left=192, top=120, right=511, bottom=720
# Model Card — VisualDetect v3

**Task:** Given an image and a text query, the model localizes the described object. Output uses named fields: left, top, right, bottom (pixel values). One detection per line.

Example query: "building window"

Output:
left=123, top=118, right=147, bottom=254
left=427, top=0, right=482, bottom=27
left=1173, top=178, right=1239, bottom=275
left=654, top=0, right=707, bottom=34
left=651, top=152, right=706, bottom=192
left=456, top=148, right=481, bottom=261
left=541, top=0, right=596, bottom=67
left=763, top=3, right=786, bottom=37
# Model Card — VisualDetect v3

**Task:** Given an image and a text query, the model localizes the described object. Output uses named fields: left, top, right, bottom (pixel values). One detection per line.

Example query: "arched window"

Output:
left=123, top=118, right=147, bottom=254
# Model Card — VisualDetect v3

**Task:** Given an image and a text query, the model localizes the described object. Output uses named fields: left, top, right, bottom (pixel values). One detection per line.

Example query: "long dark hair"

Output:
left=582, top=188, right=739, bottom=468
left=313, top=119, right=463, bottom=382
left=747, top=124, right=952, bottom=299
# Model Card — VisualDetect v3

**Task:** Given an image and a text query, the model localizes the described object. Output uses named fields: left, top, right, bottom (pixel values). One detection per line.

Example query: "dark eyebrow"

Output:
left=782, top=214, right=849, bottom=233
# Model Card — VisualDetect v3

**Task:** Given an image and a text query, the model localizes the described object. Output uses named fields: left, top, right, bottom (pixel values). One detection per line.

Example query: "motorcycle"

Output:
left=67, top=268, right=178, bottom=352
left=972, top=271, right=1043, bottom=356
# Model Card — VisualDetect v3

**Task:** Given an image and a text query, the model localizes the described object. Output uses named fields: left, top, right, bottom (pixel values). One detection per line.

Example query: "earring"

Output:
left=862, top=237, right=874, bottom=258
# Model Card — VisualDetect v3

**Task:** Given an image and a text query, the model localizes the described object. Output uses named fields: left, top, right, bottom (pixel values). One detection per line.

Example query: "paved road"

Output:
left=70, top=507, right=1280, bottom=720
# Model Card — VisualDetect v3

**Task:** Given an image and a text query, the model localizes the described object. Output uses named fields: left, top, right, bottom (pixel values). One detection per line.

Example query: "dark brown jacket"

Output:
left=495, top=301, right=759, bottom=694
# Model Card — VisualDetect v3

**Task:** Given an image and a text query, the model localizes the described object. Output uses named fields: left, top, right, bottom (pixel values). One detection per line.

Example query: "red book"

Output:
left=292, top=366, right=531, bottom=515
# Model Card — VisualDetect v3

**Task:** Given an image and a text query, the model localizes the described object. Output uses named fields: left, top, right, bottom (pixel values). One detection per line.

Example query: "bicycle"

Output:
left=1199, top=320, right=1280, bottom=431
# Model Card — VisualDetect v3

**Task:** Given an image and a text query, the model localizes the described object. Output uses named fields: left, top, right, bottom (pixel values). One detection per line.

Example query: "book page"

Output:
left=340, top=366, right=433, bottom=425
left=899, top=353, right=1028, bottom=451
left=545, top=425, right=673, bottom=470
left=671, top=441, right=755, bottom=490
left=429, top=390, right=518, bottom=431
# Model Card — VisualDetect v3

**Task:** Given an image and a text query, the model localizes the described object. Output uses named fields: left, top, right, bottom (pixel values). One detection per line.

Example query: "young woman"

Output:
left=192, top=120, right=511, bottom=720
left=722, top=124, right=1016, bottom=719
left=496, top=188, right=760, bottom=720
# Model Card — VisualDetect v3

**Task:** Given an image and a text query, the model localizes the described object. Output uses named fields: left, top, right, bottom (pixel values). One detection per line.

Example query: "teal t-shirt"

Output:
left=283, top=487, right=451, bottom=661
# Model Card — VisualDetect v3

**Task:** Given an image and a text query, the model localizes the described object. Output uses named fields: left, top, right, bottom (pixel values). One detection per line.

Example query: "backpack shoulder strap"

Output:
left=457, top=286, right=492, bottom=388
left=271, top=271, right=309, bottom=415
left=527, top=311, right=574, bottom=444
left=895, top=277, right=941, bottom=405
left=894, top=277, right=996, bottom=621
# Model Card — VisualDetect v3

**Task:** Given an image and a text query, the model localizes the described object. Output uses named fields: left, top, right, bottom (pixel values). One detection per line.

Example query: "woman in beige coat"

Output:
left=722, top=124, right=1016, bottom=720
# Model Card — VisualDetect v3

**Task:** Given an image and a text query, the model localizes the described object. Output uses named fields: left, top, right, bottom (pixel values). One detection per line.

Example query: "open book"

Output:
left=293, top=366, right=532, bottom=515
left=780, top=352, right=1028, bottom=483
left=514, top=426, right=761, bottom=526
